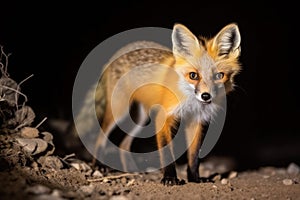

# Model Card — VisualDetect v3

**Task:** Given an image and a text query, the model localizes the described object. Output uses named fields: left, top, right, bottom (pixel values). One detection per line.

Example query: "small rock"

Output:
left=103, top=177, right=110, bottom=183
left=212, top=174, right=221, bottom=181
left=228, top=171, right=238, bottom=179
left=42, top=156, right=64, bottom=170
left=70, top=161, right=91, bottom=172
left=16, top=138, right=48, bottom=155
left=33, top=139, right=48, bottom=155
left=283, top=179, right=293, bottom=185
left=20, top=127, right=39, bottom=138
left=121, top=177, right=127, bottom=185
left=31, top=161, right=39, bottom=171
left=109, top=196, right=129, bottom=200
left=25, top=184, right=51, bottom=195
left=287, top=163, right=300, bottom=175
left=41, top=132, right=54, bottom=143
left=111, top=180, right=117, bottom=186
left=14, top=106, right=35, bottom=128
left=16, top=138, right=36, bottom=154
left=126, top=179, right=135, bottom=186
left=145, top=167, right=158, bottom=172
left=70, top=163, right=80, bottom=170
left=92, top=170, right=103, bottom=178
left=85, top=169, right=93, bottom=177
left=80, top=185, right=95, bottom=196
left=51, top=189, right=62, bottom=197
left=221, top=178, right=228, bottom=185
left=212, top=185, right=218, bottom=189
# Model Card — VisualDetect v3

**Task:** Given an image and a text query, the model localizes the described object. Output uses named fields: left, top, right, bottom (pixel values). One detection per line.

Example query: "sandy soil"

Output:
left=0, top=129, right=299, bottom=200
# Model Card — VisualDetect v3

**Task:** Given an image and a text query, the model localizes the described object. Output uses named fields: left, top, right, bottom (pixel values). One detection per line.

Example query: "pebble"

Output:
left=92, top=170, right=103, bottom=178
left=145, top=167, right=158, bottom=172
left=283, top=179, right=293, bottom=185
left=80, top=185, right=95, bottom=195
left=121, top=177, right=127, bottom=185
left=126, top=179, right=135, bottom=186
left=42, top=156, right=64, bottom=170
left=70, top=161, right=91, bottom=172
left=25, top=184, right=51, bottom=195
left=16, top=138, right=48, bottom=155
left=41, top=132, right=54, bottom=143
left=212, top=174, right=221, bottom=181
left=31, top=161, right=39, bottom=171
left=111, top=180, right=117, bottom=186
left=287, top=163, right=300, bottom=175
left=51, top=189, right=62, bottom=197
left=103, top=178, right=110, bottom=183
left=109, top=196, right=129, bottom=200
left=20, top=127, right=39, bottom=138
left=221, top=178, right=228, bottom=185
left=228, top=171, right=238, bottom=179
left=70, top=163, right=80, bottom=170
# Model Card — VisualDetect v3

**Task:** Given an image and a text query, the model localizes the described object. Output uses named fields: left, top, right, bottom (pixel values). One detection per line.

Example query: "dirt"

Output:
left=0, top=129, right=299, bottom=200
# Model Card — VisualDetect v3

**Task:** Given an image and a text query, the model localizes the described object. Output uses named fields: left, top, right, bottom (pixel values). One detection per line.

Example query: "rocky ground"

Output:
left=0, top=127, right=300, bottom=200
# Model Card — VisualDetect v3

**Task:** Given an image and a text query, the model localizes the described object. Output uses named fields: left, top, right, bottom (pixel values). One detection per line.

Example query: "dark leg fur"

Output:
left=187, top=158, right=210, bottom=183
left=186, top=122, right=209, bottom=183
left=157, top=116, right=183, bottom=186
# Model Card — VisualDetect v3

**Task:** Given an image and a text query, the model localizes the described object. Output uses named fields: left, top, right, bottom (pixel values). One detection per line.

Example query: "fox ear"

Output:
left=212, top=23, right=241, bottom=57
left=172, top=24, right=200, bottom=58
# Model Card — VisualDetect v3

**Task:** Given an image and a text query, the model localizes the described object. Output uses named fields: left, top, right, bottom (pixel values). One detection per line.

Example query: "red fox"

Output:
left=71, top=23, right=241, bottom=185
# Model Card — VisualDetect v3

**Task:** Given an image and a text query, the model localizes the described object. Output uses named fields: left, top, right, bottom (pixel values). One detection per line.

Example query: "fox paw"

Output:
left=188, top=176, right=213, bottom=183
left=161, top=177, right=185, bottom=186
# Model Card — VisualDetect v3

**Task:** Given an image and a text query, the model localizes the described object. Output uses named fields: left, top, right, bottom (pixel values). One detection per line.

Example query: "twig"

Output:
left=0, top=45, right=11, bottom=77
left=18, top=74, right=34, bottom=87
left=62, top=153, right=76, bottom=161
left=35, top=117, right=47, bottom=129
left=87, top=173, right=142, bottom=182
left=1, top=85, right=28, bottom=103
left=15, top=74, right=34, bottom=110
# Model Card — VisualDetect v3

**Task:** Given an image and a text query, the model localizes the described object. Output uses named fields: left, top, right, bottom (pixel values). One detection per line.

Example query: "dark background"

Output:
left=1, top=1, right=298, bottom=170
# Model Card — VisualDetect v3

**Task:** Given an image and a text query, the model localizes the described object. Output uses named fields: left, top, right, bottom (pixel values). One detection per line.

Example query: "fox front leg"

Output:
left=186, top=122, right=208, bottom=183
left=156, top=114, right=183, bottom=186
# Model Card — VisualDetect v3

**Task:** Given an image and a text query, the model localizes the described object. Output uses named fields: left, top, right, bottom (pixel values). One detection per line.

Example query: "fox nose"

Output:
left=201, top=92, right=211, bottom=101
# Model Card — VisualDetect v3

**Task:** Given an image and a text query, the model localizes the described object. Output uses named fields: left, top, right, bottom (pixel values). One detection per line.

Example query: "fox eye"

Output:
left=189, top=72, right=199, bottom=80
left=215, top=72, right=224, bottom=80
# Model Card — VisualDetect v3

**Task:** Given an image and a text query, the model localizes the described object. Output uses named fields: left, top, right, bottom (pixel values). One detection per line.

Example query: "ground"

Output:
left=0, top=129, right=299, bottom=200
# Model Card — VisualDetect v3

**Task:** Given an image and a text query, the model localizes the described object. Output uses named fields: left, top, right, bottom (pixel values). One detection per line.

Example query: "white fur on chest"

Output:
left=171, top=95, right=219, bottom=123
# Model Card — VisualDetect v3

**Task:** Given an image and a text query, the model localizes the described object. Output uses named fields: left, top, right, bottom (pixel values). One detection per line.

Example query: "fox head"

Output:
left=172, top=23, right=241, bottom=104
